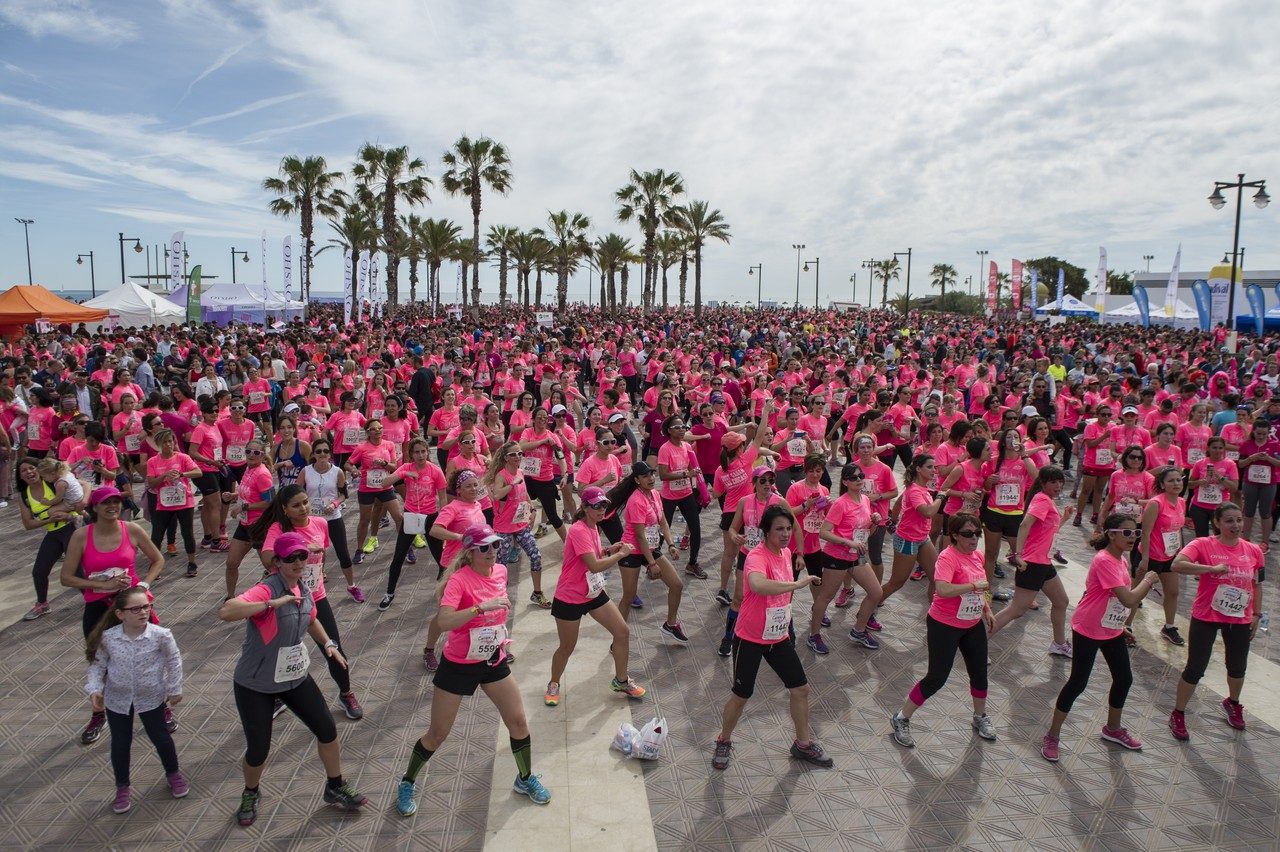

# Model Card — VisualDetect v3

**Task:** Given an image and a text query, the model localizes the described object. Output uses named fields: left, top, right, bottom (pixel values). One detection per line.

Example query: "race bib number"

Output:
left=862, top=479, right=875, bottom=496
left=513, top=501, right=532, bottom=525
left=961, top=494, right=980, bottom=514
left=474, top=483, right=488, bottom=500
left=644, top=524, right=662, bottom=549
left=744, top=526, right=762, bottom=550
left=159, top=483, right=187, bottom=508
left=803, top=512, right=823, bottom=534
left=125, top=433, right=141, bottom=452
left=1227, top=450, right=1240, bottom=461
left=1095, top=448, right=1114, bottom=467
left=1211, top=584, right=1251, bottom=618
left=343, top=427, right=366, bottom=446
left=520, top=456, right=543, bottom=477
left=1197, top=484, right=1223, bottom=504
left=1117, top=498, right=1141, bottom=518
left=1248, top=464, right=1271, bottom=484
left=1162, top=530, right=1181, bottom=554
left=994, top=482, right=1021, bottom=508
left=403, top=511, right=428, bottom=535
left=212, top=446, right=223, bottom=462
left=226, top=444, right=246, bottom=464
left=274, top=642, right=310, bottom=683
left=1187, top=448, right=1205, bottom=463
left=787, top=438, right=807, bottom=457
left=371, top=409, right=384, bottom=420
left=1100, top=596, right=1129, bottom=630
left=621, top=463, right=632, bottom=478
left=249, top=392, right=265, bottom=406
left=956, top=591, right=984, bottom=621
left=762, top=604, right=791, bottom=641
left=477, top=371, right=491, bottom=385
left=366, top=469, right=387, bottom=489
left=466, top=624, right=508, bottom=661
left=26, top=421, right=39, bottom=440
left=586, top=568, right=607, bottom=597
left=852, top=528, right=869, bottom=547
left=302, top=559, right=323, bottom=594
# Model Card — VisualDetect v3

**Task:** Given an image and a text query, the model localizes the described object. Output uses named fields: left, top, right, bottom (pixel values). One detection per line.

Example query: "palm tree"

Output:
left=317, top=204, right=378, bottom=308
left=420, top=218, right=462, bottom=309
left=654, top=230, right=683, bottom=308
left=874, top=258, right=901, bottom=308
left=929, top=263, right=957, bottom=305
left=449, top=238, right=486, bottom=307
left=399, top=213, right=426, bottom=304
left=670, top=200, right=731, bottom=321
left=541, top=211, right=591, bottom=312
left=616, top=168, right=684, bottom=314
left=508, top=230, right=541, bottom=308
left=262, top=155, right=346, bottom=301
left=677, top=234, right=691, bottom=306
left=351, top=144, right=432, bottom=310
left=995, top=271, right=1011, bottom=308
left=441, top=135, right=513, bottom=308
left=486, top=225, right=519, bottom=304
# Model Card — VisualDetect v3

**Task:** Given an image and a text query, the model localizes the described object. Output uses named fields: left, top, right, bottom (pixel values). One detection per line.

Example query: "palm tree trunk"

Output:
left=535, top=269, right=543, bottom=307
left=471, top=193, right=482, bottom=306
left=662, top=267, right=669, bottom=307
left=599, top=270, right=606, bottom=309
left=621, top=264, right=629, bottom=308
left=301, top=197, right=314, bottom=302
left=678, top=255, right=688, bottom=306
left=461, top=261, right=469, bottom=307
left=498, top=251, right=508, bottom=304
left=383, top=187, right=398, bottom=308
left=881, top=275, right=888, bottom=308
left=557, top=263, right=568, bottom=312
left=608, top=266, right=617, bottom=312
left=409, top=258, right=419, bottom=304
left=693, top=246, right=704, bottom=321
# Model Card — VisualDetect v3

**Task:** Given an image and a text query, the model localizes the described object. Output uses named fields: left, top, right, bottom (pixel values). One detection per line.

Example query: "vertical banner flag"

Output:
left=343, top=249, right=353, bottom=326
left=1246, top=284, right=1266, bottom=336
left=260, top=231, right=268, bottom=287
left=986, top=261, right=998, bottom=315
left=1056, top=268, right=1065, bottom=308
left=1192, top=279, right=1212, bottom=332
left=370, top=252, right=381, bottom=319
left=1093, top=247, right=1107, bottom=316
left=1274, top=282, right=1280, bottom=308
left=168, top=231, right=183, bottom=293
left=1029, top=269, right=1039, bottom=312
left=1207, top=262, right=1239, bottom=328
left=1164, top=244, right=1181, bottom=318
left=357, top=250, right=370, bottom=323
left=456, top=262, right=463, bottom=307
left=186, top=265, right=203, bottom=325
left=1133, top=283, right=1150, bottom=328
left=1011, top=259, right=1024, bottom=312
left=282, top=236, right=293, bottom=298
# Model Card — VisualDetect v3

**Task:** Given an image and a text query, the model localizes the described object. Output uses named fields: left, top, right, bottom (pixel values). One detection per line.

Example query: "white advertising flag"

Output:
left=1164, top=244, right=1181, bottom=318
left=168, top=231, right=184, bottom=293
left=370, top=252, right=381, bottom=319
left=260, top=231, right=268, bottom=287
left=1094, top=247, right=1107, bottom=316
left=282, top=236, right=293, bottom=298
left=343, top=249, right=353, bottom=325
left=357, top=249, right=370, bottom=323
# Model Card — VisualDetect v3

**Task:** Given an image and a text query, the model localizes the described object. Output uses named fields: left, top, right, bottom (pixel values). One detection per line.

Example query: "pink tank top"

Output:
left=81, top=520, right=139, bottom=603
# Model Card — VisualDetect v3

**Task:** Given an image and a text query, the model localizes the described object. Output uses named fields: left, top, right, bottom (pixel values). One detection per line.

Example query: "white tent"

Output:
left=82, top=280, right=186, bottom=329
left=199, top=281, right=304, bottom=325
left=1034, top=295, right=1099, bottom=317
left=1103, top=296, right=1201, bottom=329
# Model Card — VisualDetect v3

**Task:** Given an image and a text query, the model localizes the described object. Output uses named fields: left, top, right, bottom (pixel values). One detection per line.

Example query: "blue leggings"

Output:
left=499, top=529, right=542, bottom=573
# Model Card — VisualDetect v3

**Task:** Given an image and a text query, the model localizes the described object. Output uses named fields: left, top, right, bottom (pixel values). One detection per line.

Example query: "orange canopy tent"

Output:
left=0, top=285, right=108, bottom=336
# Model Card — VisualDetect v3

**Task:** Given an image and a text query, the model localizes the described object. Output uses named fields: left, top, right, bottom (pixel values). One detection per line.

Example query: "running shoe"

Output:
left=396, top=780, right=418, bottom=816
left=513, top=773, right=551, bottom=805
left=630, top=596, right=644, bottom=609
left=348, top=585, right=365, bottom=603
left=1122, top=627, right=1137, bottom=648
left=423, top=648, right=439, bottom=672
left=22, top=602, right=49, bottom=621
left=535, top=523, right=549, bottom=538
left=530, top=591, right=552, bottom=609
left=1048, top=641, right=1073, bottom=658
left=1090, top=513, right=1099, bottom=526
left=992, top=589, right=1013, bottom=602
left=379, top=515, right=391, bottom=530
left=1169, top=709, right=1189, bottom=741
left=352, top=552, right=364, bottom=565
left=200, top=534, right=214, bottom=550
left=848, top=628, right=880, bottom=649
left=712, top=738, right=733, bottom=770
left=834, top=587, right=852, bottom=608
left=717, top=637, right=732, bottom=658
left=910, top=566, right=925, bottom=581
left=272, top=698, right=287, bottom=718
left=790, top=740, right=834, bottom=767
left=112, top=785, right=132, bottom=814
left=81, top=711, right=105, bottom=745
left=1041, top=734, right=1060, bottom=762
left=715, top=589, right=732, bottom=606
left=866, top=615, right=883, bottom=632
left=166, top=542, right=177, bottom=556
left=413, top=534, right=427, bottom=548
left=1222, top=698, right=1247, bottom=730
left=1052, top=549, right=1068, bottom=565
left=820, top=614, right=831, bottom=628
left=610, top=677, right=646, bottom=698
left=186, top=563, right=198, bottom=578
left=1160, top=625, right=1185, bottom=646
left=661, top=622, right=689, bottom=642
left=379, top=593, right=395, bottom=611
left=891, top=712, right=915, bottom=748
left=406, top=548, right=417, bottom=564
left=362, top=536, right=378, bottom=554
left=806, top=633, right=830, bottom=655
left=1071, top=516, right=1082, bottom=527
left=339, top=692, right=363, bottom=720
left=210, top=538, right=230, bottom=553
left=544, top=682, right=560, bottom=706
left=164, top=705, right=177, bottom=733
left=972, top=713, right=997, bottom=741
left=237, top=788, right=260, bottom=826
left=686, top=562, right=708, bottom=580
left=167, top=771, right=189, bottom=798
left=1101, top=726, right=1143, bottom=750
left=323, top=782, right=368, bottom=811
left=994, top=566, right=1006, bottom=579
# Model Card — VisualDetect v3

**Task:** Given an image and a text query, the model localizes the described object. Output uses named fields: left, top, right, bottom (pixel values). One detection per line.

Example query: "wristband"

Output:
left=324, top=639, right=338, bottom=650
left=263, top=599, right=274, bottom=611
left=472, top=604, right=483, bottom=616
left=136, top=581, right=150, bottom=590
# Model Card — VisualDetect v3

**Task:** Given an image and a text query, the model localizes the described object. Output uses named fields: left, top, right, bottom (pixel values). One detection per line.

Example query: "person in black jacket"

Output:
left=406, top=357, right=435, bottom=425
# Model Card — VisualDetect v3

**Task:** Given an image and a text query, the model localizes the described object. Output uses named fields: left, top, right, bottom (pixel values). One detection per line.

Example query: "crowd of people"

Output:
left=2, top=301, right=1270, bottom=822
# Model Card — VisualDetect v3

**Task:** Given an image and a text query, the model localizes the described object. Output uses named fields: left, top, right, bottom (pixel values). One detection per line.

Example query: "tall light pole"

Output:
left=964, top=275, right=973, bottom=295
left=976, top=250, right=989, bottom=300
left=802, top=257, right=820, bottom=309
left=894, top=248, right=912, bottom=315
left=1209, top=174, right=1268, bottom=325
left=848, top=273, right=856, bottom=305
left=230, top=247, right=250, bottom=284
left=791, top=244, right=805, bottom=310
left=75, top=252, right=96, bottom=298
left=1143, top=254, right=1154, bottom=272
left=862, top=259, right=875, bottom=306
left=748, top=264, right=762, bottom=308
left=118, top=232, right=143, bottom=285
left=14, top=218, right=34, bottom=285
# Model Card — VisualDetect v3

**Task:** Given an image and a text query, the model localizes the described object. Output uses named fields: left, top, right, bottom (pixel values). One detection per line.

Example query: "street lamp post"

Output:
left=848, top=273, right=856, bottom=305
left=230, top=247, right=250, bottom=284
left=748, top=264, right=762, bottom=308
left=76, top=252, right=96, bottom=298
left=862, top=259, right=875, bottom=306
left=894, top=248, right=912, bottom=315
left=14, top=218, right=34, bottom=285
left=802, top=257, right=820, bottom=309
left=118, top=232, right=143, bottom=285
left=976, top=250, right=989, bottom=299
left=1143, top=254, right=1154, bottom=272
left=964, top=275, right=973, bottom=296
left=1209, top=173, right=1269, bottom=325
left=791, top=244, right=805, bottom=309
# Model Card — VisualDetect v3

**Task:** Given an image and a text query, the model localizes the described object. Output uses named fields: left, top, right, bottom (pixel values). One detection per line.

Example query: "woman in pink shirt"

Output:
left=713, top=405, right=773, bottom=604
left=879, top=454, right=945, bottom=608
left=890, top=513, right=997, bottom=749
left=1169, top=502, right=1265, bottom=740
left=1143, top=422, right=1183, bottom=473
left=657, top=415, right=704, bottom=578
left=224, top=439, right=275, bottom=598
left=1040, top=513, right=1159, bottom=762
left=486, top=441, right=550, bottom=608
left=1076, top=406, right=1117, bottom=526
left=1238, top=419, right=1280, bottom=549
left=1187, top=436, right=1239, bottom=538
left=379, top=438, right=447, bottom=609
left=1100, top=447, right=1155, bottom=528
left=606, top=461, right=686, bottom=640
left=1134, top=466, right=1189, bottom=647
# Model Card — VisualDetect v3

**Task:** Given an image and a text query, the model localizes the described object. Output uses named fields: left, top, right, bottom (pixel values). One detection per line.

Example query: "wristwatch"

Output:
left=324, top=639, right=338, bottom=650
left=136, top=581, right=150, bottom=590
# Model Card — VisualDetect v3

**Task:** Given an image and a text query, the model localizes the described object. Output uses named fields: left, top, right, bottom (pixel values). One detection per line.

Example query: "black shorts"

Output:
left=719, top=511, right=735, bottom=532
left=803, top=551, right=826, bottom=577
left=550, top=592, right=609, bottom=621
left=730, top=635, right=807, bottom=699
left=980, top=507, right=1023, bottom=538
left=1014, top=561, right=1058, bottom=591
left=734, top=551, right=747, bottom=572
left=226, top=464, right=247, bottom=485
left=232, top=522, right=253, bottom=543
left=193, top=471, right=227, bottom=496
left=619, top=547, right=662, bottom=569
left=820, top=554, right=856, bottom=573
left=1136, top=555, right=1175, bottom=575
left=432, top=656, right=512, bottom=696
left=357, top=488, right=398, bottom=505
left=248, top=410, right=272, bottom=425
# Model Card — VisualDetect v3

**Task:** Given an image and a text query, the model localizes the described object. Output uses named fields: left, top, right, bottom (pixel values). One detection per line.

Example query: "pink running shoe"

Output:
left=1222, top=698, right=1246, bottom=730
left=1101, top=726, right=1143, bottom=750
left=1041, top=734, right=1060, bottom=763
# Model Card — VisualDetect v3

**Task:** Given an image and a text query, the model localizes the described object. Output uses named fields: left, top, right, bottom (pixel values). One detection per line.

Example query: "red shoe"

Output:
left=1222, top=698, right=1246, bottom=730
left=1169, top=709, right=1189, bottom=741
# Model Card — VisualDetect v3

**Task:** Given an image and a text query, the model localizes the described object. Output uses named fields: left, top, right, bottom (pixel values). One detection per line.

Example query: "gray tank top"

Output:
left=233, top=572, right=315, bottom=694
left=303, top=463, right=342, bottom=520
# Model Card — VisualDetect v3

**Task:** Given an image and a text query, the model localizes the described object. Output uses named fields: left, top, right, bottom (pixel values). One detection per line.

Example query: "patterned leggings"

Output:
left=499, top=529, right=543, bottom=573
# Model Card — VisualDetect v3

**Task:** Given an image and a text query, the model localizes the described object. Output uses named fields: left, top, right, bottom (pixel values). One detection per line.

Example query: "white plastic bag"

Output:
left=634, top=716, right=667, bottom=760
left=611, top=722, right=640, bottom=757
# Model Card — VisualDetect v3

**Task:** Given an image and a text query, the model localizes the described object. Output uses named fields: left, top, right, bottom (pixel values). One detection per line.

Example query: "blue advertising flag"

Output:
left=1029, top=270, right=1039, bottom=311
left=1132, top=285, right=1150, bottom=328
left=1056, top=268, right=1065, bottom=308
left=1191, top=279, right=1212, bottom=332
left=1246, top=284, right=1266, bottom=336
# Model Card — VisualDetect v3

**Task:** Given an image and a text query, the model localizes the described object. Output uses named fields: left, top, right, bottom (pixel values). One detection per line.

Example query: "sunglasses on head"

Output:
left=954, top=529, right=980, bottom=539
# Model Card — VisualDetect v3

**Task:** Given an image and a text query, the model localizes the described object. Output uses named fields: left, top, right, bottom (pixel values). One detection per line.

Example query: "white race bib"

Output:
left=1248, top=464, right=1271, bottom=484
left=995, top=482, right=1021, bottom=508
left=1162, top=530, right=1181, bottom=554
left=852, top=528, right=869, bottom=547
left=466, top=623, right=508, bottom=661
left=586, top=568, right=607, bottom=597
left=743, top=526, right=762, bottom=550
left=644, top=524, right=662, bottom=549
left=1188, top=448, right=1205, bottom=463
left=1211, top=584, right=1251, bottom=618
left=26, top=421, right=39, bottom=440
left=1100, top=596, right=1129, bottom=630
left=513, top=501, right=532, bottom=525
left=1227, top=450, right=1240, bottom=461
left=274, top=642, right=310, bottom=683
left=371, top=409, right=384, bottom=420
left=956, top=591, right=984, bottom=621
left=787, top=438, right=807, bottom=457
left=1197, top=484, right=1223, bottom=505
left=226, top=444, right=246, bottom=464
left=366, top=468, right=387, bottom=489
left=158, top=483, right=187, bottom=508
left=301, top=557, right=323, bottom=594
left=342, top=427, right=366, bottom=446
left=961, top=494, right=981, bottom=514
left=861, top=479, right=875, bottom=496
left=520, top=456, right=543, bottom=477
left=212, top=446, right=223, bottom=462
left=621, top=463, right=632, bottom=478
left=125, top=433, right=141, bottom=452
left=1095, top=448, right=1114, bottom=467
left=762, top=604, right=791, bottom=641
left=403, top=511, right=427, bottom=535
left=802, top=512, right=823, bottom=534
left=1117, top=498, right=1141, bottom=519
left=249, top=391, right=265, bottom=406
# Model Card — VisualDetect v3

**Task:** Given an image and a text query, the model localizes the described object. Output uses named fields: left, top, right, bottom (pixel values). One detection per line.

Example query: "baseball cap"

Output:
left=581, top=486, right=609, bottom=507
left=461, top=524, right=501, bottom=550
left=551, top=404, right=567, bottom=415
left=272, top=531, right=310, bottom=560
left=1021, top=405, right=1039, bottom=417
left=752, top=465, right=774, bottom=480
left=722, top=432, right=746, bottom=450
left=631, top=461, right=654, bottom=477
left=89, top=485, right=123, bottom=506
left=607, top=412, right=627, bottom=424
left=1121, top=406, right=1138, bottom=415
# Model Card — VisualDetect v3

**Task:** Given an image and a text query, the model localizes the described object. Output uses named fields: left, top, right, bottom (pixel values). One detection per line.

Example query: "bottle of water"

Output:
left=1260, top=611, right=1270, bottom=634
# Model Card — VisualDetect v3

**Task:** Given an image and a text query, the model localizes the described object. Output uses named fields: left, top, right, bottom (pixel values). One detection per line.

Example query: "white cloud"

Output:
left=0, top=158, right=105, bottom=189
left=183, top=91, right=310, bottom=129
left=0, top=0, right=137, bottom=45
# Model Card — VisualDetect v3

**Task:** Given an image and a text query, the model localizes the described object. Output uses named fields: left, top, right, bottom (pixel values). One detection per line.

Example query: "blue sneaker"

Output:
left=513, top=773, right=551, bottom=805
left=849, top=627, right=880, bottom=649
left=630, top=596, right=643, bottom=609
left=806, top=633, right=829, bottom=655
left=396, top=780, right=418, bottom=816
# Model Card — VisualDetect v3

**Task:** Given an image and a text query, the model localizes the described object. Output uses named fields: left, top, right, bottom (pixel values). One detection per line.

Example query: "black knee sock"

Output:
left=511, top=735, right=532, bottom=780
left=403, top=739, right=434, bottom=784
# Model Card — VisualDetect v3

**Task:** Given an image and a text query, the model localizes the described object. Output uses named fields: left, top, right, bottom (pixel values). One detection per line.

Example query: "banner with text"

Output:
left=168, top=231, right=183, bottom=293
left=1011, top=259, right=1023, bottom=312
left=1164, top=244, right=1181, bottom=318
left=986, top=261, right=998, bottom=315
left=1056, top=268, right=1065, bottom=308
left=186, top=265, right=202, bottom=325
left=357, top=249, right=370, bottom=323
left=1207, top=262, right=1242, bottom=328
left=1094, top=247, right=1107, bottom=316
left=1192, top=279, right=1212, bottom=332
left=1029, top=269, right=1039, bottom=312
left=283, top=236, right=292, bottom=298
left=343, top=249, right=353, bottom=326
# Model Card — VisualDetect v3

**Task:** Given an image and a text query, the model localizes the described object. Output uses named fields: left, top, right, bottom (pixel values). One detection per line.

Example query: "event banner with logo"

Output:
left=986, top=261, right=998, bottom=315
left=1133, top=283, right=1150, bottom=327
left=1164, top=244, right=1181, bottom=318
left=1011, top=259, right=1023, bottom=312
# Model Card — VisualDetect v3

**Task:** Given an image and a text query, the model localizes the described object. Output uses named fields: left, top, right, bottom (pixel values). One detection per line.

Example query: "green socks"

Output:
left=511, top=735, right=532, bottom=780
left=403, top=739, right=434, bottom=784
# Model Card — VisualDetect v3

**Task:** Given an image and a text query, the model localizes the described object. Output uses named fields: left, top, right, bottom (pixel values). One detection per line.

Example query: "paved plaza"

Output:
left=1, top=480, right=1279, bottom=851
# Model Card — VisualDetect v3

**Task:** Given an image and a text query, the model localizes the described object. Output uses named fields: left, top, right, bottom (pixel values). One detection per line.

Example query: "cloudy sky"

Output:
left=1, top=0, right=1277, bottom=306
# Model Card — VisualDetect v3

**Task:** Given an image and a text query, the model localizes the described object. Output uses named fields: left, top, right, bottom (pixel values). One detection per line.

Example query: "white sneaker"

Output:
left=1048, top=641, right=1073, bottom=658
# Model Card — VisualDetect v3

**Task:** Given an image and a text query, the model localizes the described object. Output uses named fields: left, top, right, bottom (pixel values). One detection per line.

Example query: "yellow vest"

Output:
left=26, top=482, right=68, bottom=532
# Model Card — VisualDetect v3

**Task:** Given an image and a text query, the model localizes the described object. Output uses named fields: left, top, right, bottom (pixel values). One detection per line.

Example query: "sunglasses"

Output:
left=460, top=438, right=477, bottom=445
left=471, top=543, right=495, bottom=553
left=314, top=448, right=331, bottom=454
left=585, top=501, right=609, bottom=510
left=506, top=451, right=524, bottom=458
left=846, top=474, right=866, bottom=481
left=247, top=449, right=265, bottom=456
left=121, top=602, right=154, bottom=614
left=954, top=529, right=980, bottom=539
left=1109, top=528, right=1139, bottom=538
left=599, top=439, right=617, bottom=446
left=756, top=476, right=776, bottom=483
left=281, top=552, right=309, bottom=563
left=230, top=405, right=246, bottom=411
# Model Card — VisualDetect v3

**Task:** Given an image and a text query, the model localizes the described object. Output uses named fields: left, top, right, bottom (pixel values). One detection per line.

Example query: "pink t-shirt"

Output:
left=188, top=422, right=223, bottom=471
left=717, top=447, right=759, bottom=513
left=657, top=440, right=697, bottom=500
left=735, top=544, right=796, bottom=645
left=1082, top=420, right=1116, bottom=470
left=434, top=499, right=486, bottom=568
left=620, top=489, right=662, bottom=550
left=785, top=480, right=829, bottom=555
left=111, top=411, right=144, bottom=454
left=943, top=459, right=986, bottom=515
left=1180, top=536, right=1264, bottom=624
left=236, top=464, right=275, bottom=526
left=1189, top=457, right=1238, bottom=509
left=1240, top=438, right=1280, bottom=486
left=243, top=379, right=272, bottom=413
left=217, top=418, right=256, bottom=468
left=396, top=461, right=447, bottom=514
left=1176, top=422, right=1213, bottom=466
left=1108, top=470, right=1154, bottom=520
left=929, top=546, right=987, bottom=628
left=440, top=564, right=510, bottom=665
left=1144, top=442, right=1183, bottom=471
left=517, top=428, right=558, bottom=482
left=325, top=410, right=367, bottom=453
left=985, top=457, right=1033, bottom=513
left=857, top=458, right=896, bottom=518
left=820, top=491, right=872, bottom=562
left=896, top=483, right=933, bottom=543
left=262, top=516, right=331, bottom=602
left=146, top=453, right=197, bottom=510
left=238, top=580, right=316, bottom=646
left=348, top=441, right=398, bottom=492
left=554, top=520, right=606, bottom=605
left=491, top=468, right=532, bottom=534
left=1144, top=494, right=1185, bottom=562
left=1022, top=492, right=1061, bottom=564
left=1071, top=550, right=1132, bottom=641
left=577, top=453, right=622, bottom=490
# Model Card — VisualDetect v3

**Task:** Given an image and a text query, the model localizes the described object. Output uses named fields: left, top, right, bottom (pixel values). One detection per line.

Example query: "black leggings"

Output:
left=526, top=478, right=563, bottom=529
left=234, top=677, right=336, bottom=769
left=1055, top=630, right=1132, bottom=714
left=1051, top=428, right=1074, bottom=470
left=1188, top=503, right=1215, bottom=539
left=312, top=595, right=350, bottom=694
left=33, top=525, right=75, bottom=604
left=662, top=492, right=702, bottom=564
left=150, top=508, right=196, bottom=557
left=145, top=493, right=176, bottom=546
left=599, top=514, right=624, bottom=545
left=1182, top=617, right=1252, bottom=684
left=911, top=615, right=988, bottom=705
left=866, top=526, right=887, bottom=567
left=386, top=514, right=444, bottom=595
left=327, top=517, right=354, bottom=571
left=83, top=598, right=111, bottom=639
left=108, top=703, right=178, bottom=787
